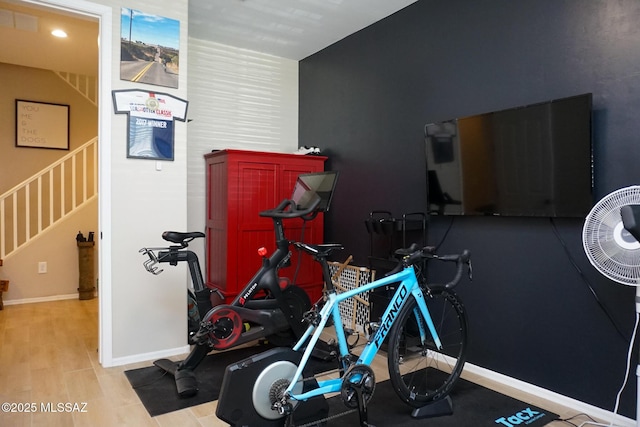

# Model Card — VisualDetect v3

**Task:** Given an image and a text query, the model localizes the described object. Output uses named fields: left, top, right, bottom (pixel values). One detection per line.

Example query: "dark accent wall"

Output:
left=300, top=0, right=640, bottom=418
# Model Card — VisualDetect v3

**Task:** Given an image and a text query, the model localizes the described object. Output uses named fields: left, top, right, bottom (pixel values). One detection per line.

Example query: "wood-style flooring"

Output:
left=0, top=298, right=608, bottom=426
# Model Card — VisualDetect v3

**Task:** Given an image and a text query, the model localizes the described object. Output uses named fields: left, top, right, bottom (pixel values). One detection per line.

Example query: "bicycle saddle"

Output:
left=162, top=231, right=205, bottom=244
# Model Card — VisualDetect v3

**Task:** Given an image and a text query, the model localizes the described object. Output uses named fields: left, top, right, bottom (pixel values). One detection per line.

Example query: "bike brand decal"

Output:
left=239, top=283, right=258, bottom=305
left=495, top=407, right=544, bottom=426
left=373, top=284, right=409, bottom=349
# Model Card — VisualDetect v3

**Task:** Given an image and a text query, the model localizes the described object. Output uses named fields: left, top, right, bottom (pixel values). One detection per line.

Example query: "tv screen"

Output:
left=425, top=93, right=593, bottom=217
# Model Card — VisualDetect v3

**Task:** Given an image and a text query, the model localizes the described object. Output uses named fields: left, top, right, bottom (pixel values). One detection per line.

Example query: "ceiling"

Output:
left=0, top=0, right=99, bottom=75
left=0, top=0, right=417, bottom=76
left=188, top=0, right=418, bottom=60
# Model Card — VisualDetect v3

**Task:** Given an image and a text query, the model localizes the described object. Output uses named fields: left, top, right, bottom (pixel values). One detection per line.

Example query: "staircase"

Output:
left=0, top=137, right=98, bottom=259
left=54, top=71, right=98, bottom=107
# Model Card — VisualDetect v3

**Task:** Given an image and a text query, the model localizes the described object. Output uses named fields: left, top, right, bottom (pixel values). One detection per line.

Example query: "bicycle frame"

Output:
left=285, top=265, right=442, bottom=402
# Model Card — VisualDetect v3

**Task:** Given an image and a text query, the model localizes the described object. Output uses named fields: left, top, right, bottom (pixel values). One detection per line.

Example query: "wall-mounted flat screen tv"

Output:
left=425, top=93, right=593, bottom=217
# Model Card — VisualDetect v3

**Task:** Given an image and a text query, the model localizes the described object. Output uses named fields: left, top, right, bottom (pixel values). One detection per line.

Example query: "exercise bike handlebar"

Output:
left=139, top=231, right=206, bottom=276
left=141, top=196, right=321, bottom=277
left=259, top=197, right=322, bottom=220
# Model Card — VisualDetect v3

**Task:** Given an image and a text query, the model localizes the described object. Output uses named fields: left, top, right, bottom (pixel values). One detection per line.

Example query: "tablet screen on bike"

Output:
left=292, top=171, right=339, bottom=212
left=291, top=177, right=320, bottom=211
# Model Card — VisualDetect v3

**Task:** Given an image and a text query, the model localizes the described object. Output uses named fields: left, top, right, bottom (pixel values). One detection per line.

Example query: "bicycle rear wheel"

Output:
left=387, top=287, right=467, bottom=407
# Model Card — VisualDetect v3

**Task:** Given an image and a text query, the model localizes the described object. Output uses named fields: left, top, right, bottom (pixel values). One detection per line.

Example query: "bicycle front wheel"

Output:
left=387, top=287, right=467, bottom=407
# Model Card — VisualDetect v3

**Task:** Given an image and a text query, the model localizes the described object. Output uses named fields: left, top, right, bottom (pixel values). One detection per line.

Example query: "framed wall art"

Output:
left=15, top=100, right=70, bottom=150
left=112, top=89, right=188, bottom=161
left=120, top=8, right=180, bottom=89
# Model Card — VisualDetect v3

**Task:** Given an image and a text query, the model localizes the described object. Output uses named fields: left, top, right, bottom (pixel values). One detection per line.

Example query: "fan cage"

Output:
left=582, top=186, right=640, bottom=286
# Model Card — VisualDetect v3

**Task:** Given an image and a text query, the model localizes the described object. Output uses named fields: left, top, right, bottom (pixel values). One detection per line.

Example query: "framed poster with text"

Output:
left=15, top=100, right=69, bottom=150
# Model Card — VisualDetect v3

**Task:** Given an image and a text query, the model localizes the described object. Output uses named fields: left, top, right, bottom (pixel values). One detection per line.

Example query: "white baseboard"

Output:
left=465, top=362, right=636, bottom=427
left=3, top=293, right=79, bottom=305
left=110, top=345, right=190, bottom=367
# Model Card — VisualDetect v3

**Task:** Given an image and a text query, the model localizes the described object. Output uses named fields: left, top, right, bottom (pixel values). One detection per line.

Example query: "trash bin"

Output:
left=77, top=235, right=95, bottom=300
left=0, top=280, right=8, bottom=310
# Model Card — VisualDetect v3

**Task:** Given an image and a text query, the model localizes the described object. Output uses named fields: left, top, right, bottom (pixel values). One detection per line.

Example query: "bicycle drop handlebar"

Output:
left=393, top=245, right=472, bottom=289
left=436, top=249, right=472, bottom=289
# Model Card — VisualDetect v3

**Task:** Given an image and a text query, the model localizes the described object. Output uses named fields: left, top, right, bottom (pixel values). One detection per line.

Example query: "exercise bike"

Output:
left=140, top=171, right=339, bottom=398
left=140, top=231, right=223, bottom=344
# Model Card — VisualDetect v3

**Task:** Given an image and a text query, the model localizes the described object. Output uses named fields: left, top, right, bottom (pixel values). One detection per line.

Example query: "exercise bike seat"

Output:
left=162, top=231, right=205, bottom=244
left=294, top=242, right=344, bottom=258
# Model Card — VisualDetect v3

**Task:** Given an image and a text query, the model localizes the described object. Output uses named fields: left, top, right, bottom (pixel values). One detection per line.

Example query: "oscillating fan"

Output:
left=582, top=185, right=640, bottom=426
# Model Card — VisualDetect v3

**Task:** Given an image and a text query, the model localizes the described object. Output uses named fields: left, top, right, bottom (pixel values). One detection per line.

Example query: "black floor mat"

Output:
left=322, top=375, right=558, bottom=427
left=126, top=347, right=558, bottom=426
left=124, top=344, right=337, bottom=417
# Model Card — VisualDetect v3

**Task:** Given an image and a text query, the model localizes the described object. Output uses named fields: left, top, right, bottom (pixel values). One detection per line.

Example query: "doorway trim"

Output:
left=23, top=0, right=113, bottom=366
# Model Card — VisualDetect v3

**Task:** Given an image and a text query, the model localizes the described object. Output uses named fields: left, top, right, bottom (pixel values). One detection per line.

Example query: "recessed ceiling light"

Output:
left=51, top=29, right=67, bottom=38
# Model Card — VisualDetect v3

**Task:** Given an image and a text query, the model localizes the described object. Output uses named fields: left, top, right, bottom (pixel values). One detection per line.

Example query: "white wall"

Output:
left=186, top=38, right=299, bottom=271
left=1, top=199, right=98, bottom=301
left=105, top=0, right=190, bottom=363
left=24, top=0, right=299, bottom=366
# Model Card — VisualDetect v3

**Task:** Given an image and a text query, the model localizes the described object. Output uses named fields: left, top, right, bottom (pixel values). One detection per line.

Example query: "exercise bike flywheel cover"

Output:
left=207, top=307, right=243, bottom=349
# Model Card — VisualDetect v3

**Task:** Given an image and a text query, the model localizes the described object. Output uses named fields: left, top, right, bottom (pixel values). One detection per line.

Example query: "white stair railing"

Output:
left=53, top=71, right=98, bottom=107
left=0, top=137, right=98, bottom=259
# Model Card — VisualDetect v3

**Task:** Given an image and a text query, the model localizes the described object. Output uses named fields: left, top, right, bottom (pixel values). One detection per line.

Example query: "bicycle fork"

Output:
left=359, top=283, right=443, bottom=366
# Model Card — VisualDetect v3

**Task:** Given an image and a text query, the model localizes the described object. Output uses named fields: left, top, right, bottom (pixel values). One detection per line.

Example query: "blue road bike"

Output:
left=217, top=243, right=472, bottom=426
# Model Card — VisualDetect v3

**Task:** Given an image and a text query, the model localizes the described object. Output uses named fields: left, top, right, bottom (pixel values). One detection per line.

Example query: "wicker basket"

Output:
left=328, top=258, right=375, bottom=334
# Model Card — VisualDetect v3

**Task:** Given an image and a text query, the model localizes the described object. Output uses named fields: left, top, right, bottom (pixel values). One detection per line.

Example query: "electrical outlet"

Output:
left=38, top=261, right=47, bottom=274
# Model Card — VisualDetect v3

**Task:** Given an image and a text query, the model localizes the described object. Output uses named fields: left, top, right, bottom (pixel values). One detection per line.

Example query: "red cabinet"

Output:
left=205, top=149, right=327, bottom=303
